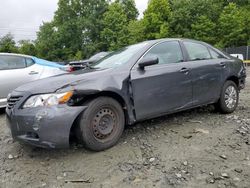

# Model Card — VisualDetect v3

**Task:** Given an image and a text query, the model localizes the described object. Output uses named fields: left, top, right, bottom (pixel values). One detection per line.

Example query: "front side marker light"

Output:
left=58, top=91, right=73, bottom=104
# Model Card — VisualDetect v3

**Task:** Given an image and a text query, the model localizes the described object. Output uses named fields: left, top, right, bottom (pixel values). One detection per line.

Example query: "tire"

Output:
left=215, top=80, right=239, bottom=114
left=77, top=97, right=125, bottom=151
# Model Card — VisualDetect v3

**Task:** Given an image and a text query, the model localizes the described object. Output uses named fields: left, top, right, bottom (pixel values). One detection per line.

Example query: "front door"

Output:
left=0, top=55, right=40, bottom=101
left=130, top=41, right=193, bottom=120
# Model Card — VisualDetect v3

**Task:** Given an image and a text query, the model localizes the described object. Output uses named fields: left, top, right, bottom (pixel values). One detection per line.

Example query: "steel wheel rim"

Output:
left=92, top=107, right=117, bottom=141
left=225, top=85, right=237, bottom=109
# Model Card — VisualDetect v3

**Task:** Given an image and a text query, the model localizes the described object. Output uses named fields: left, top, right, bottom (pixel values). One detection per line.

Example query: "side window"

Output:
left=0, top=57, right=9, bottom=70
left=0, top=56, right=26, bottom=70
left=209, top=48, right=224, bottom=59
left=26, top=58, right=35, bottom=67
left=144, top=41, right=184, bottom=65
left=183, top=41, right=211, bottom=61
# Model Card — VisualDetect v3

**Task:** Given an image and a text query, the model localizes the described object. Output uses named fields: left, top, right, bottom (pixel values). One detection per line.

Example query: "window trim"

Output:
left=25, top=57, right=35, bottom=67
left=208, top=47, right=225, bottom=59
left=182, top=40, right=212, bottom=62
left=133, top=40, right=185, bottom=69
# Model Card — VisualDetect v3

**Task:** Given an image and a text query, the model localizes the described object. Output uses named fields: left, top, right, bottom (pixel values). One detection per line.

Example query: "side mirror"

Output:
left=138, top=56, right=159, bottom=69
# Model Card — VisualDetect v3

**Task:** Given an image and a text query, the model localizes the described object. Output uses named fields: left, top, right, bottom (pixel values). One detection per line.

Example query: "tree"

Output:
left=101, top=2, right=129, bottom=51
left=240, top=6, right=250, bottom=46
left=128, top=20, right=145, bottom=44
left=142, top=0, right=171, bottom=39
left=33, top=0, right=250, bottom=61
left=18, top=40, right=37, bottom=56
left=54, top=0, right=109, bottom=59
left=224, top=0, right=250, bottom=6
left=36, top=0, right=109, bottom=61
left=0, top=33, right=18, bottom=53
left=190, top=16, right=216, bottom=44
left=170, top=0, right=223, bottom=38
left=35, top=22, right=63, bottom=61
left=116, top=0, right=139, bottom=20
left=217, top=3, right=247, bottom=48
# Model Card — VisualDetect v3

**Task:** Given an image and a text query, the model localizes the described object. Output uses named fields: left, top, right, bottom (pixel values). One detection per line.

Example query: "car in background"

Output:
left=230, top=54, right=244, bottom=61
left=0, top=53, right=69, bottom=108
left=69, top=52, right=110, bottom=71
left=6, top=39, right=246, bottom=151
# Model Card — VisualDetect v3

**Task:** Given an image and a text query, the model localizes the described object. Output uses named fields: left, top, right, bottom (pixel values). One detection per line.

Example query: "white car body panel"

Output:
left=230, top=54, right=244, bottom=61
left=0, top=54, right=66, bottom=108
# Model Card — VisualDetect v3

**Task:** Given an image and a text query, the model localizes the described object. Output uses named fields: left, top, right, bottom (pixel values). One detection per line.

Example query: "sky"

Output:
left=0, top=0, right=148, bottom=42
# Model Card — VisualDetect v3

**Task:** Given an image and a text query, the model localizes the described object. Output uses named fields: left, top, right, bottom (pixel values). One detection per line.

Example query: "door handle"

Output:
left=219, top=62, right=226, bottom=68
left=29, top=71, right=39, bottom=75
left=180, top=68, right=189, bottom=74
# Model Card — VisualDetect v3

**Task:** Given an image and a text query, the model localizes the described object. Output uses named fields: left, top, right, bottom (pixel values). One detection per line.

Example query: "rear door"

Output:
left=0, top=55, right=41, bottom=100
left=130, top=41, right=193, bottom=120
left=182, top=41, right=226, bottom=105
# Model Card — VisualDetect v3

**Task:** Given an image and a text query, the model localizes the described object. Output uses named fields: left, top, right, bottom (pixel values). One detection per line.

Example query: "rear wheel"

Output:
left=77, top=97, right=125, bottom=151
left=215, top=81, right=239, bottom=114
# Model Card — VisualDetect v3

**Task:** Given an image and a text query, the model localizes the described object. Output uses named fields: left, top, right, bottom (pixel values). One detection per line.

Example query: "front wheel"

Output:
left=215, top=81, right=239, bottom=114
left=77, top=97, right=125, bottom=151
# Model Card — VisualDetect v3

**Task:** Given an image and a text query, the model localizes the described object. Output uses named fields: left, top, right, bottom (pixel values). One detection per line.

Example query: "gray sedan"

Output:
left=0, top=53, right=68, bottom=108
left=6, top=39, right=246, bottom=151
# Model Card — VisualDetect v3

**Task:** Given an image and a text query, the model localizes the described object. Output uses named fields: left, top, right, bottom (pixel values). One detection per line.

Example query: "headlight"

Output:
left=22, top=91, right=73, bottom=109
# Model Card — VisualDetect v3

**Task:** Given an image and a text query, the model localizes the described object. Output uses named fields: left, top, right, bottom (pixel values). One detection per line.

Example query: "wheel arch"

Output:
left=69, top=91, right=129, bottom=144
left=226, top=76, right=239, bottom=88
left=78, top=91, right=127, bottom=110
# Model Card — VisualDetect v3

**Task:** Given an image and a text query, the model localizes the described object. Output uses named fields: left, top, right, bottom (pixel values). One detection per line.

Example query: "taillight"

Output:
left=60, top=66, right=74, bottom=72
left=68, top=66, right=74, bottom=72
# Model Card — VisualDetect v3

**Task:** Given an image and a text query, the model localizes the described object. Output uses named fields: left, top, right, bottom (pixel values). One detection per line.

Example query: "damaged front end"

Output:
left=6, top=90, right=86, bottom=148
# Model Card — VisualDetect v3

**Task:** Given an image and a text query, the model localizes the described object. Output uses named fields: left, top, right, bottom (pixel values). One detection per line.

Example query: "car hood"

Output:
left=15, top=68, right=112, bottom=94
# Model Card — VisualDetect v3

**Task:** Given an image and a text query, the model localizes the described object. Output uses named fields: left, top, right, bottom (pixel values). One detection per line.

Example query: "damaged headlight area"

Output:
left=22, top=91, right=73, bottom=109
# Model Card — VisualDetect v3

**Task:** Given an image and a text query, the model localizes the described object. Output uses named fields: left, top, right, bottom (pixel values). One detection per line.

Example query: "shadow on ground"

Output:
left=18, top=105, right=217, bottom=158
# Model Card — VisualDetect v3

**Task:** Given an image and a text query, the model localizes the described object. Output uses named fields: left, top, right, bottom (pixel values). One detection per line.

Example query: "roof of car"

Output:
left=0, top=53, right=34, bottom=58
left=0, top=53, right=65, bottom=68
left=149, top=38, right=202, bottom=43
left=142, top=38, right=213, bottom=49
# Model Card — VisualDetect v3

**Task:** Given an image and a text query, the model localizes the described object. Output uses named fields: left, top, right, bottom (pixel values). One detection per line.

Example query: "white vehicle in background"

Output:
left=0, top=53, right=70, bottom=108
left=230, top=54, right=244, bottom=61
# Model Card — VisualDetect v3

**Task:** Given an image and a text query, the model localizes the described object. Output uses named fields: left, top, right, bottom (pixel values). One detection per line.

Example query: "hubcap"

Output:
left=92, top=108, right=116, bottom=140
left=225, top=86, right=237, bottom=109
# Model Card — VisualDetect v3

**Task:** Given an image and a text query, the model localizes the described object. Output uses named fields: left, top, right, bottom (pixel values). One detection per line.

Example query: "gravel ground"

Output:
left=0, top=68, right=250, bottom=188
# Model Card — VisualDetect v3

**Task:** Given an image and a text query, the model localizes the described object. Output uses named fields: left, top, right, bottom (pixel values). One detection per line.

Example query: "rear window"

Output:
left=26, top=58, right=35, bottom=67
left=183, top=41, right=211, bottom=61
left=0, top=55, right=26, bottom=70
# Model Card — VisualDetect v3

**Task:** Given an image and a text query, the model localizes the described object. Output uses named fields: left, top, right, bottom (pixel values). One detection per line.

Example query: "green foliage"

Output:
left=225, top=0, right=250, bottom=6
left=3, top=0, right=250, bottom=61
left=74, top=50, right=83, bottom=60
left=142, top=0, right=171, bottom=39
left=36, top=0, right=108, bottom=60
left=240, top=6, right=250, bottom=46
left=190, top=16, right=216, bottom=44
left=117, top=0, right=138, bottom=20
left=0, top=33, right=18, bottom=53
left=128, top=20, right=145, bottom=44
left=101, top=2, right=129, bottom=51
left=18, top=40, right=37, bottom=56
left=170, top=0, right=223, bottom=38
left=217, top=3, right=247, bottom=48
left=35, top=22, right=63, bottom=61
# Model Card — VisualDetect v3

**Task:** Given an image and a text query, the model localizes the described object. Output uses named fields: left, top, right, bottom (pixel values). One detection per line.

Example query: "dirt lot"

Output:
left=0, top=69, right=250, bottom=188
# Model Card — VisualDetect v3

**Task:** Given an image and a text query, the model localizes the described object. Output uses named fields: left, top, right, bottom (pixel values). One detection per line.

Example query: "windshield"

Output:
left=89, top=52, right=110, bottom=61
left=91, top=42, right=148, bottom=69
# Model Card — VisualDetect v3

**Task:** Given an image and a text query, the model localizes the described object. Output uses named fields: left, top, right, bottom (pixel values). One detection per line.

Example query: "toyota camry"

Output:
left=6, top=39, right=246, bottom=151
